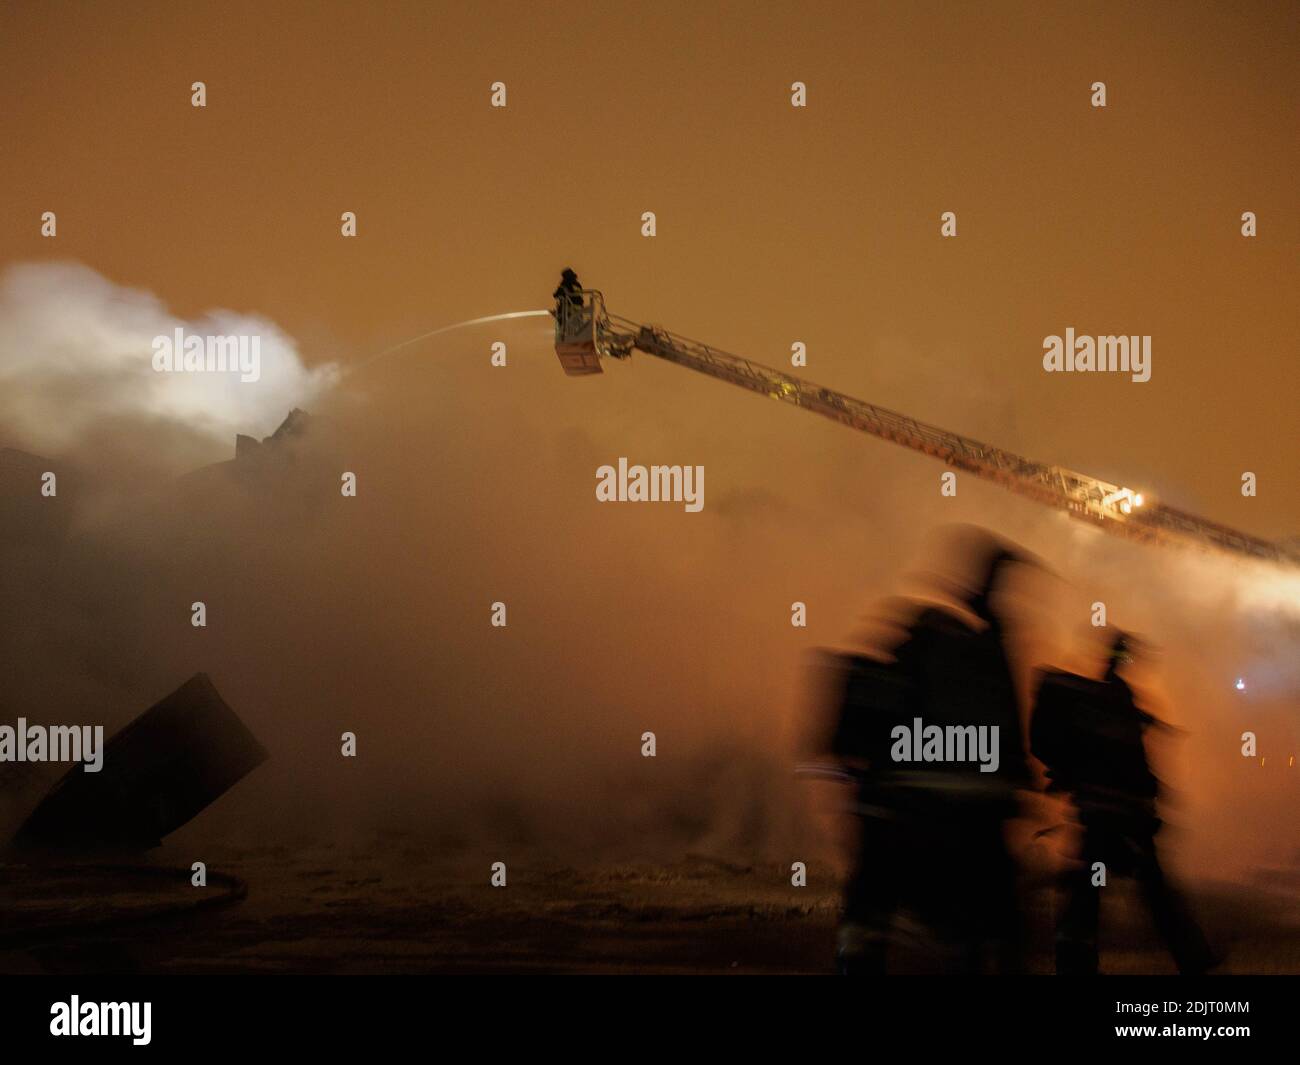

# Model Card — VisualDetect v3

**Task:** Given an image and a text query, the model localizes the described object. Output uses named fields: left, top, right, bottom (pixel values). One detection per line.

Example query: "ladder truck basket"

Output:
left=553, top=289, right=606, bottom=376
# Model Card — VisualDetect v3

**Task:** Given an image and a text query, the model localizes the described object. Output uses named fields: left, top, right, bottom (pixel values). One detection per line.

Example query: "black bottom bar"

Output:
left=2, top=973, right=1293, bottom=1052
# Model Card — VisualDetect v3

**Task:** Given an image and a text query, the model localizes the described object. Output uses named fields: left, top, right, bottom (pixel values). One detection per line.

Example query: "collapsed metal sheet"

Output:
left=14, top=674, right=268, bottom=850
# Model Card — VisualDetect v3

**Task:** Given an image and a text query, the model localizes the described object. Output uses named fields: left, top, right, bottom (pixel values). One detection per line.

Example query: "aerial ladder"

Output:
left=553, top=287, right=1299, bottom=568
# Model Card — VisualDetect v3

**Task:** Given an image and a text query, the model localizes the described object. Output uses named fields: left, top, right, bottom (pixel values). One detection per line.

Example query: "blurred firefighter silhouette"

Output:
left=824, top=529, right=1032, bottom=974
left=1030, top=632, right=1217, bottom=975
left=552, top=267, right=583, bottom=321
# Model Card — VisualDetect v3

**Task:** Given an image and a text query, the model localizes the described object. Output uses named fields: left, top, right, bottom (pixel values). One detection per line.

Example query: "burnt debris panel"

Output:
left=14, top=673, right=268, bottom=851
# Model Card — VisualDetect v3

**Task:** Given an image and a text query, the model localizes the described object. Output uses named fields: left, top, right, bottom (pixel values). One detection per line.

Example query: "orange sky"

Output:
left=1, top=0, right=1296, bottom=536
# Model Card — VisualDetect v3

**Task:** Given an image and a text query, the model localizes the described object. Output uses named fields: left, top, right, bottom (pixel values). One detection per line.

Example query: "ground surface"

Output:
left=2, top=837, right=1296, bottom=975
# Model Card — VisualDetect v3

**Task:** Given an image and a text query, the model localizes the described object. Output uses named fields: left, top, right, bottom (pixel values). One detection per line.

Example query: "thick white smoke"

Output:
left=0, top=261, right=337, bottom=457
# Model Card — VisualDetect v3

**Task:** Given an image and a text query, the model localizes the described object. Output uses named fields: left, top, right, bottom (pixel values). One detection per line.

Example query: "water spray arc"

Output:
left=352, top=310, right=554, bottom=372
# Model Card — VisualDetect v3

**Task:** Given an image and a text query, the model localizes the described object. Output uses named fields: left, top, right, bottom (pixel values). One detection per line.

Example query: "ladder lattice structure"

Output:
left=554, top=290, right=1296, bottom=567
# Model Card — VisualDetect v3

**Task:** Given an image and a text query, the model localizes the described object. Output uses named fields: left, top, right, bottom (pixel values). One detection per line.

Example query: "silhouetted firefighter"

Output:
left=552, top=267, right=583, bottom=328
left=833, top=543, right=1030, bottom=974
left=1030, top=633, right=1216, bottom=974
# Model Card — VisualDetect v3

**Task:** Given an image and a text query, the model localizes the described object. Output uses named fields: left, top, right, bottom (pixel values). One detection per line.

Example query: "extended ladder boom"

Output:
left=553, top=289, right=1297, bottom=567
